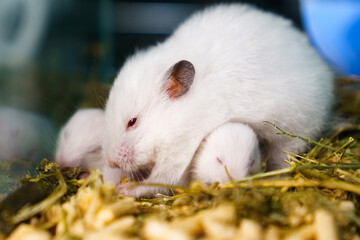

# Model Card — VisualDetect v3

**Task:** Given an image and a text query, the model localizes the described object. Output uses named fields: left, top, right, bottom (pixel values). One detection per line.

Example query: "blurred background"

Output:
left=0, top=0, right=359, bottom=194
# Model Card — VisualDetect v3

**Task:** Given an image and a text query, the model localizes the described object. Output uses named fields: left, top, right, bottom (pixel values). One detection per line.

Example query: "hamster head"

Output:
left=55, top=109, right=105, bottom=169
left=104, top=58, right=197, bottom=183
left=192, top=123, right=262, bottom=184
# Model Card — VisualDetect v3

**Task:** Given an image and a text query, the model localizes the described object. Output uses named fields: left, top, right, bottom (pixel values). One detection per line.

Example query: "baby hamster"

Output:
left=55, top=108, right=123, bottom=183
left=192, top=122, right=261, bottom=185
left=0, top=106, right=54, bottom=162
left=55, top=108, right=105, bottom=169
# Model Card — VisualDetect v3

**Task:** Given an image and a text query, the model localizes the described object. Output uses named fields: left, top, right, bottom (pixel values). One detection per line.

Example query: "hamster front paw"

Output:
left=116, top=182, right=168, bottom=198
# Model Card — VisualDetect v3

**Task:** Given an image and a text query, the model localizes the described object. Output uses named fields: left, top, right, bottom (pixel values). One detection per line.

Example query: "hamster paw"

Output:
left=116, top=182, right=146, bottom=198
left=116, top=182, right=167, bottom=198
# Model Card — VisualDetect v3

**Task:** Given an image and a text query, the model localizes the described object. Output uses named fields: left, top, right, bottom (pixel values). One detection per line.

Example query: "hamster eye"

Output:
left=87, top=146, right=102, bottom=154
left=127, top=118, right=137, bottom=129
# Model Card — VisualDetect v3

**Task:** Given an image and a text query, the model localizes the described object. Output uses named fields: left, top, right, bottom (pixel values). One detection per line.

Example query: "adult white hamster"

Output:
left=104, top=4, right=334, bottom=197
left=55, top=108, right=123, bottom=183
left=192, top=123, right=261, bottom=185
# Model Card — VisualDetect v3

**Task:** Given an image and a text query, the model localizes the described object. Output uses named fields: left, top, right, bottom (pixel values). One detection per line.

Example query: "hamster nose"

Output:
left=108, top=159, right=119, bottom=168
left=58, top=161, right=71, bottom=169
left=106, top=145, right=135, bottom=169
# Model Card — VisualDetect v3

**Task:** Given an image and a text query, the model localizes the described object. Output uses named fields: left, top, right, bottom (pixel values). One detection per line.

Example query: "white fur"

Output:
left=55, top=108, right=123, bottom=183
left=0, top=107, right=54, bottom=162
left=101, top=164, right=124, bottom=183
left=104, top=4, right=334, bottom=197
left=192, top=123, right=261, bottom=184
left=55, top=109, right=104, bottom=169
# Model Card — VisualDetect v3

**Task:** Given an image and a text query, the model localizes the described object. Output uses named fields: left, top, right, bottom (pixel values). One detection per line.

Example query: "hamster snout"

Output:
left=117, top=145, right=135, bottom=165
left=107, top=144, right=135, bottom=169
left=111, top=150, right=154, bottom=182
left=56, top=156, right=73, bottom=169
left=55, top=108, right=124, bottom=184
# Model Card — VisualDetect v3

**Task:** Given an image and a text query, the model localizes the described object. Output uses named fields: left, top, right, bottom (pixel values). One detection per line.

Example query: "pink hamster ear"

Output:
left=164, top=60, right=195, bottom=99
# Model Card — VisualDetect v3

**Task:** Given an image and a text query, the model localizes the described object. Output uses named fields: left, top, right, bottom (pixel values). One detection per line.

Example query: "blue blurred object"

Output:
left=301, top=0, right=360, bottom=77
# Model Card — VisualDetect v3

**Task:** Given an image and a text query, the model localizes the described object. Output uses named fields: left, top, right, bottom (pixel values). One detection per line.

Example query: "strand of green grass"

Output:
left=298, top=164, right=360, bottom=169
left=307, top=138, right=327, bottom=159
left=233, top=164, right=297, bottom=183
left=221, top=179, right=360, bottom=195
left=323, top=137, right=355, bottom=161
left=224, top=165, right=235, bottom=181
left=335, top=169, right=360, bottom=183
left=282, top=150, right=319, bottom=164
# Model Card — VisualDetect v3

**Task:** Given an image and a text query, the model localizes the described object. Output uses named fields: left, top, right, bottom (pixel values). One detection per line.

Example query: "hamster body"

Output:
left=55, top=108, right=123, bottom=183
left=55, top=108, right=105, bottom=169
left=192, top=123, right=261, bottom=184
left=0, top=106, right=54, bottom=162
left=104, top=4, right=334, bottom=197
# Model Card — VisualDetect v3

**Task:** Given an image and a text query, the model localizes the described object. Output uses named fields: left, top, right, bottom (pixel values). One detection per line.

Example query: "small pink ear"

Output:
left=165, top=60, right=195, bottom=99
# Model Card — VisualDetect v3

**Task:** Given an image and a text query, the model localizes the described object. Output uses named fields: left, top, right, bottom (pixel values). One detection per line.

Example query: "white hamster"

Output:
left=192, top=123, right=261, bottom=185
left=55, top=108, right=123, bottom=183
left=0, top=106, right=54, bottom=162
left=104, top=4, right=334, bottom=197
